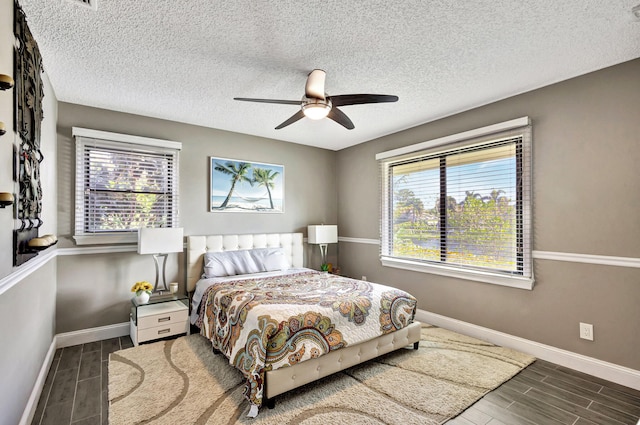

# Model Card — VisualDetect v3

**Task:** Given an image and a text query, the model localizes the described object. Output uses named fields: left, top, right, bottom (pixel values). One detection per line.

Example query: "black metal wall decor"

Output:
left=13, top=0, right=45, bottom=266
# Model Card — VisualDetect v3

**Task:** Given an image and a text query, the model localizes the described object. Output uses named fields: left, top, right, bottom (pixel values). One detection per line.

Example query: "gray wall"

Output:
left=55, top=103, right=338, bottom=332
left=336, top=58, right=640, bottom=370
left=0, top=260, right=57, bottom=425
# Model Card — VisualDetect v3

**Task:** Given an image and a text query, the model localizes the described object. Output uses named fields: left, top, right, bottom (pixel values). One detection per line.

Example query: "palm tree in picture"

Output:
left=252, top=167, right=280, bottom=209
left=214, top=161, right=252, bottom=208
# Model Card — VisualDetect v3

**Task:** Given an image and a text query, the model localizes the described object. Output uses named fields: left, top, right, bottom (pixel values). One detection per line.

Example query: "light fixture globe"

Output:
left=302, top=95, right=332, bottom=120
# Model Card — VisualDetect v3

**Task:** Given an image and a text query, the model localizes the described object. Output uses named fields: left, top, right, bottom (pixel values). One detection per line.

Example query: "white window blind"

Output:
left=73, top=128, right=181, bottom=245
left=379, top=119, right=533, bottom=289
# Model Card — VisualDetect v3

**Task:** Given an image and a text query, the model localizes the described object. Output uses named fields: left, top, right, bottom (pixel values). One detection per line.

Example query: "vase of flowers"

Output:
left=131, top=281, right=153, bottom=304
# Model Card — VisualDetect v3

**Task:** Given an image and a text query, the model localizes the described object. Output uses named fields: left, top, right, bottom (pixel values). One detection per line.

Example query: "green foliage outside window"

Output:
left=393, top=188, right=517, bottom=271
left=86, top=150, right=174, bottom=232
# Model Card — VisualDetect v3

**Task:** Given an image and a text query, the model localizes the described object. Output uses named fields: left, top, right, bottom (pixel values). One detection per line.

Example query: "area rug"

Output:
left=109, top=324, right=534, bottom=425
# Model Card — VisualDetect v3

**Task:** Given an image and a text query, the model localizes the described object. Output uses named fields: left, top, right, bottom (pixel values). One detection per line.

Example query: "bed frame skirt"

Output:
left=263, top=320, right=422, bottom=405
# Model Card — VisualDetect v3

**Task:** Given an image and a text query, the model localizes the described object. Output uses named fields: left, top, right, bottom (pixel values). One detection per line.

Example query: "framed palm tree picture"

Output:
left=210, top=157, right=284, bottom=213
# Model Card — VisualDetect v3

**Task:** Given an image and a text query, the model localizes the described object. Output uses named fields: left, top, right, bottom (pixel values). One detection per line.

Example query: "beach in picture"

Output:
left=210, top=157, right=284, bottom=213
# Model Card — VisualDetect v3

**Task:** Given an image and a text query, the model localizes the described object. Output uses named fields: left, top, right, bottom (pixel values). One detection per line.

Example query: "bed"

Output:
left=186, top=232, right=421, bottom=416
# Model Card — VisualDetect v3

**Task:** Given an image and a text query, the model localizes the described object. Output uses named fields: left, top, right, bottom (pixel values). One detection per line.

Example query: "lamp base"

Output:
left=152, top=253, right=170, bottom=294
left=319, top=243, right=328, bottom=267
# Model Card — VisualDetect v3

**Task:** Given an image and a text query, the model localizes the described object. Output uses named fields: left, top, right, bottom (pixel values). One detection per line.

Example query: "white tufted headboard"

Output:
left=186, top=233, right=304, bottom=292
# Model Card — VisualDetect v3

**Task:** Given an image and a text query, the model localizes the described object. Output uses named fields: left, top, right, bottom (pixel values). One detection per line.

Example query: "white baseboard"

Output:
left=56, top=322, right=130, bottom=348
left=21, top=323, right=130, bottom=424
left=19, top=337, right=57, bottom=425
left=415, top=309, right=640, bottom=391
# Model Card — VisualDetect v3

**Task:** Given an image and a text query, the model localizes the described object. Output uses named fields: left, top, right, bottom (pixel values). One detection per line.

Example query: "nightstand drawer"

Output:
left=138, top=321, right=189, bottom=343
left=137, top=301, right=188, bottom=330
left=130, top=298, right=190, bottom=346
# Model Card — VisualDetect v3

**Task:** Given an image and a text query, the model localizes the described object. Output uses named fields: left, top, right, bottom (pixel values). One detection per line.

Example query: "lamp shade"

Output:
left=307, top=225, right=338, bottom=244
left=137, top=228, right=184, bottom=254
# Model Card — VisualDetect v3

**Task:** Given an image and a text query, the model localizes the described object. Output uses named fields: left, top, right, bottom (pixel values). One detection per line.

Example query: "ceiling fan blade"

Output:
left=330, top=94, right=399, bottom=107
left=275, top=110, right=306, bottom=129
left=327, top=107, right=355, bottom=130
left=305, top=69, right=326, bottom=100
left=234, top=97, right=300, bottom=105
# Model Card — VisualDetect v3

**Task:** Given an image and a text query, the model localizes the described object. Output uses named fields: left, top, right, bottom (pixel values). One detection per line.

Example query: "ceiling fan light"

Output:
left=303, top=103, right=331, bottom=120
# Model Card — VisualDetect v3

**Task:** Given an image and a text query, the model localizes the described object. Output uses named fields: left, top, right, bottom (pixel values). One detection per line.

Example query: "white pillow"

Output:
left=203, top=250, right=262, bottom=278
left=252, top=247, right=290, bottom=272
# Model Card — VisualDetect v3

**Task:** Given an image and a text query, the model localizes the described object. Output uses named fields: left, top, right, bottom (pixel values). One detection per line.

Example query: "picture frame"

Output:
left=210, top=157, right=284, bottom=213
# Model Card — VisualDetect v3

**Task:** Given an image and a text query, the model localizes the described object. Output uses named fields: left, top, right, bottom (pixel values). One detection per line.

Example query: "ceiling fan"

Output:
left=234, top=69, right=398, bottom=130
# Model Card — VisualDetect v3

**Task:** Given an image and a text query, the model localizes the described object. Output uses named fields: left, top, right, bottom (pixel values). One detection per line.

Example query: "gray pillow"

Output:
left=202, top=249, right=262, bottom=278
left=202, top=247, right=289, bottom=278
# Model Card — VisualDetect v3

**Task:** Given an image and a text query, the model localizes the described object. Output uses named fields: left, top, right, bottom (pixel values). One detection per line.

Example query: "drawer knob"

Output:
left=158, top=328, right=171, bottom=335
left=158, top=317, right=171, bottom=322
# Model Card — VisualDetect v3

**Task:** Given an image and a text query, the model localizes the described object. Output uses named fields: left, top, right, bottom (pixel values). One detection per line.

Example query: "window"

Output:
left=73, top=128, right=181, bottom=245
left=378, top=118, right=533, bottom=289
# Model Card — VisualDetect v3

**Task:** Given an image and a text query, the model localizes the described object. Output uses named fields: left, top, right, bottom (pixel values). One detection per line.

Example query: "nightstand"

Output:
left=130, top=295, right=190, bottom=346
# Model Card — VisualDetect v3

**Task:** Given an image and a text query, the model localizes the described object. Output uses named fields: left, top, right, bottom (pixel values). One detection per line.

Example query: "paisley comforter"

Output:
left=193, top=269, right=417, bottom=407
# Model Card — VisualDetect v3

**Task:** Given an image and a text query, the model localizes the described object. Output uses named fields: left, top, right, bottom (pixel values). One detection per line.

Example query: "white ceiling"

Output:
left=18, top=0, right=640, bottom=151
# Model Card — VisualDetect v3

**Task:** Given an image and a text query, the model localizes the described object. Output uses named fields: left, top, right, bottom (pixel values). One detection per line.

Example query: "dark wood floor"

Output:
left=31, top=336, right=640, bottom=425
left=31, top=336, right=133, bottom=425
left=447, top=359, right=640, bottom=425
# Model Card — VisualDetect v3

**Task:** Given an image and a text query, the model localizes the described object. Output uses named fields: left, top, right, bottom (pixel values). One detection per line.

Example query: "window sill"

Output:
left=380, top=256, right=534, bottom=290
left=74, top=233, right=138, bottom=246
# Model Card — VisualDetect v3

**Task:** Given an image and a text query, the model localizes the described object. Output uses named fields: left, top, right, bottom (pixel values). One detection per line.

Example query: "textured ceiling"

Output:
left=18, top=0, right=640, bottom=151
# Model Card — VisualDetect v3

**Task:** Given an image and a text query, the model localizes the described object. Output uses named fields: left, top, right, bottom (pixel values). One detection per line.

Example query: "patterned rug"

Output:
left=108, top=324, right=534, bottom=424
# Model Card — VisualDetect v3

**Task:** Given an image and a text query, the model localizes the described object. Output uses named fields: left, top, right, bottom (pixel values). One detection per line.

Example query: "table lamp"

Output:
left=137, top=227, right=184, bottom=294
left=307, top=224, right=338, bottom=269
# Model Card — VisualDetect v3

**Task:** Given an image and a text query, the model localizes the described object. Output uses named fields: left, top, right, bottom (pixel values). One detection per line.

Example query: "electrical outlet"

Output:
left=580, top=322, right=594, bottom=341
left=361, top=276, right=367, bottom=281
